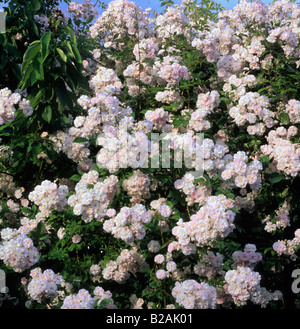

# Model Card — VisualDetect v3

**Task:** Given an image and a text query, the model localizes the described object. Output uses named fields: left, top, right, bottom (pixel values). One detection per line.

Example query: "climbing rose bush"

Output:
left=0, top=0, right=300, bottom=309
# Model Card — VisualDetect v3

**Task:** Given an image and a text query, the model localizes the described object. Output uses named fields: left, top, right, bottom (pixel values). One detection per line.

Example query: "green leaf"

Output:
left=66, top=26, right=76, bottom=43
left=19, top=65, right=34, bottom=90
left=31, top=0, right=41, bottom=11
left=268, top=173, right=285, bottom=184
left=31, top=56, right=44, bottom=83
left=70, top=174, right=81, bottom=181
left=39, top=234, right=49, bottom=241
left=41, top=31, right=51, bottom=62
left=57, top=48, right=67, bottom=62
left=65, top=41, right=75, bottom=58
left=42, top=105, right=52, bottom=123
left=50, top=71, right=60, bottom=81
left=21, top=40, right=41, bottom=73
left=21, top=207, right=32, bottom=214
left=73, top=137, right=89, bottom=143
left=260, top=155, right=270, bottom=168
left=279, top=112, right=289, bottom=124
left=86, top=15, right=94, bottom=25
left=36, top=221, right=45, bottom=236
left=31, top=21, right=39, bottom=37
left=97, top=298, right=112, bottom=309
left=68, top=244, right=76, bottom=252
left=61, top=115, right=70, bottom=125
left=55, top=78, right=68, bottom=108
left=281, top=187, right=289, bottom=198
left=226, top=192, right=235, bottom=199
left=70, top=42, right=82, bottom=63
left=29, top=90, right=43, bottom=108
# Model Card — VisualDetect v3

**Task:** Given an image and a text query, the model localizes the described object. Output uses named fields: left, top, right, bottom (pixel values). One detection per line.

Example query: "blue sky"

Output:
left=0, top=0, right=274, bottom=15
left=58, top=0, right=274, bottom=15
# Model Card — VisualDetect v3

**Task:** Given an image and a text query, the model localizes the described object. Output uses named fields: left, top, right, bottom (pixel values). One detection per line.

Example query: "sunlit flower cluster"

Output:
left=232, top=244, right=262, bottom=269
left=103, top=204, right=152, bottom=244
left=174, top=172, right=212, bottom=206
left=122, top=170, right=152, bottom=204
left=89, top=0, right=154, bottom=41
left=96, top=127, right=150, bottom=173
left=133, top=38, right=159, bottom=61
left=220, top=151, right=263, bottom=190
left=61, top=287, right=117, bottom=309
left=49, top=130, right=93, bottom=172
left=263, top=201, right=290, bottom=233
left=0, top=228, right=39, bottom=272
left=284, top=99, right=300, bottom=124
left=192, top=35, right=219, bottom=63
left=155, top=5, right=190, bottom=40
left=145, top=108, right=169, bottom=130
left=169, top=195, right=235, bottom=254
left=102, top=247, right=148, bottom=284
left=68, top=0, right=99, bottom=21
left=172, top=280, right=217, bottom=309
left=272, top=229, right=300, bottom=260
left=224, top=266, right=262, bottom=306
left=188, top=91, right=220, bottom=132
left=228, top=92, right=276, bottom=135
left=153, top=56, right=189, bottom=87
left=68, top=170, right=119, bottom=223
left=155, top=89, right=183, bottom=108
left=90, top=66, right=123, bottom=96
left=260, top=127, right=300, bottom=177
left=194, top=251, right=225, bottom=279
left=28, top=180, right=69, bottom=219
left=27, top=268, right=63, bottom=303
left=0, top=88, right=33, bottom=125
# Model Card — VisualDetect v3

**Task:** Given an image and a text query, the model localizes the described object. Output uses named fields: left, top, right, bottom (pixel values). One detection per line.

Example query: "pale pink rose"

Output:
left=154, top=254, right=165, bottom=264
left=156, top=269, right=167, bottom=280
left=106, top=209, right=116, bottom=217
left=72, top=234, right=81, bottom=244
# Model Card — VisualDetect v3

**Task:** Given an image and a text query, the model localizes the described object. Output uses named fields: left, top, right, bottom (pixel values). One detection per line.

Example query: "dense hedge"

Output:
left=0, top=0, right=300, bottom=309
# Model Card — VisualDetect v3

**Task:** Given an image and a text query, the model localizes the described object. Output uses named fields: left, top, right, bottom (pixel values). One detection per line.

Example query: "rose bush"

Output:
left=0, top=0, right=300, bottom=309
